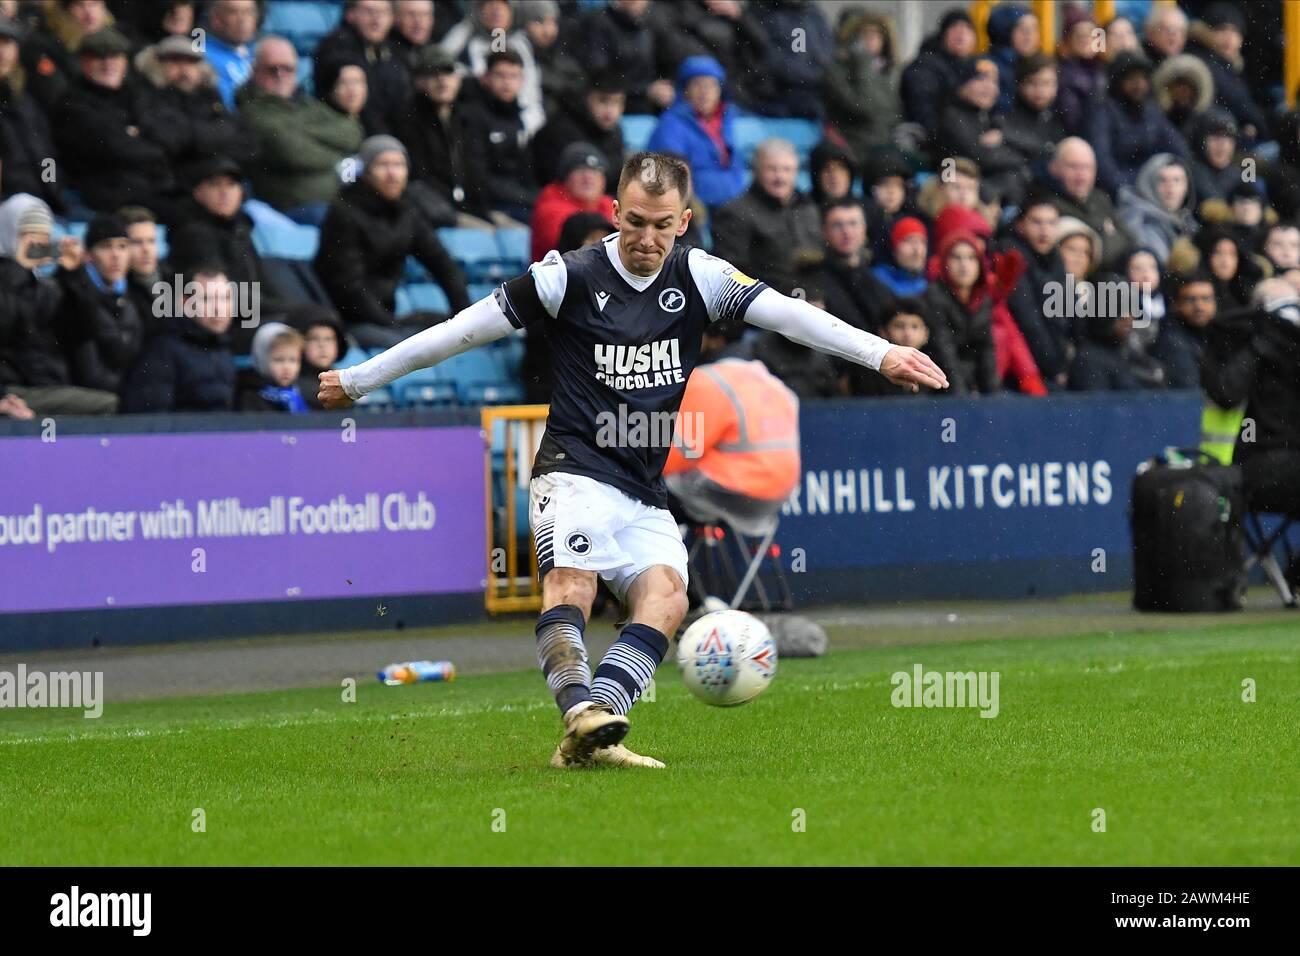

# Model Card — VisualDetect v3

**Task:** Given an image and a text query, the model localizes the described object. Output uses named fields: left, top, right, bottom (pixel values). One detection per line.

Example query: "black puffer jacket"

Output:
left=313, top=22, right=410, bottom=132
left=53, top=74, right=174, bottom=212
left=900, top=33, right=966, bottom=132
left=921, top=279, right=999, bottom=396
left=460, top=82, right=538, bottom=210
left=397, top=91, right=493, bottom=218
left=314, top=182, right=470, bottom=329
left=57, top=268, right=144, bottom=393
left=933, top=93, right=1027, bottom=204
left=1002, top=233, right=1073, bottom=382
left=0, top=80, right=65, bottom=211
left=711, top=182, right=823, bottom=296
left=137, top=79, right=260, bottom=180
left=0, top=258, right=69, bottom=388
left=119, top=315, right=235, bottom=413
left=530, top=98, right=626, bottom=194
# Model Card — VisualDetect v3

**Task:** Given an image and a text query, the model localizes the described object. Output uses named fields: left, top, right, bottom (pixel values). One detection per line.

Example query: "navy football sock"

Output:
left=591, top=623, right=670, bottom=715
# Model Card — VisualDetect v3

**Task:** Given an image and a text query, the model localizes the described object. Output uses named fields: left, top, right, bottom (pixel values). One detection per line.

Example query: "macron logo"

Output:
left=50, top=886, right=151, bottom=936
left=595, top=291, right=610, bottom=312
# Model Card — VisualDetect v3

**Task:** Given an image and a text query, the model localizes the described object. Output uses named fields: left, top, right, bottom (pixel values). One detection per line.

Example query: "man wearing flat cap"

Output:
left=135, top=32, right=259, bottom=179
left=53, top=26, right=174, bottom=212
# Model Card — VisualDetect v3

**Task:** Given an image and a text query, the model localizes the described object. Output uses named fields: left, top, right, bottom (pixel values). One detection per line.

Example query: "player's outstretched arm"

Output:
left=318, top=293, right=516, bottom=408
left=744, top=287, right=949, bottom=393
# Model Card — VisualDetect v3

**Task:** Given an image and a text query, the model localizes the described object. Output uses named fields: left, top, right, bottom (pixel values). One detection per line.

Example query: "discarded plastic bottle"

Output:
left=378, top=661, right=457, bottom=685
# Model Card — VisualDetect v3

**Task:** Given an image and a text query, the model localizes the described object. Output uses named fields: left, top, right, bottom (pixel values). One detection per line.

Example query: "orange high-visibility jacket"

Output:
left=664, top=358, right=800, bottom=501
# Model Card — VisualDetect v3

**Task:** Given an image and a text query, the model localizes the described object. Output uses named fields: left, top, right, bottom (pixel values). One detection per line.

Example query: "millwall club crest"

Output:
left=658, top=287, right=685, bottom=313
left=565, top=531, right=592, bottom=555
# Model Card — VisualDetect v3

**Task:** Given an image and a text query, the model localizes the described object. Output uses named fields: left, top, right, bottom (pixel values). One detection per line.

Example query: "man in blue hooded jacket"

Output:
left=646, top=55, right=745, bottom=210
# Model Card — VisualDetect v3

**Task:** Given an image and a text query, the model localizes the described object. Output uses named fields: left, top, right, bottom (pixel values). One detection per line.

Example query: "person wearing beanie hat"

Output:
left=1055, top=5, right=1104, bottom=136
left=900, top=6, right=977, bottom=131
left=809, top=139, right=860, bottom=208
left=55, top=211, right=145, bottom=396
left=986, top=3, right=1040, bottom=113
left=871, top=215, right=930, bottom=299
left=236, top=321, right=310, bottom=413
left=0, top=194, right=120, bottom=415
left=1185, top=1, right=1270, bottom=142
left=1087, top=50, right=1190, bottom=196
left=645, top=55, right=745, bottom=211
left=314, top=123, right=471, bottom=349
left=167, top=152, right=298, bottom=356
left=934, top=55, right=1028, bottom=206
left=529, top=141, right=616, bottom=262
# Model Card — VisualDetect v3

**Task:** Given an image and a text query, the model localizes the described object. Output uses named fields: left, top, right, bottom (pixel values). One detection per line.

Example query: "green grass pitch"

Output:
left=2, top=621, right=1297, bottom=866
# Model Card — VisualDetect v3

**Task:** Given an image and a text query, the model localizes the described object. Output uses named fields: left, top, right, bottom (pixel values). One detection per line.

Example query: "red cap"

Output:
left=891, top=216, right=927, bottom=247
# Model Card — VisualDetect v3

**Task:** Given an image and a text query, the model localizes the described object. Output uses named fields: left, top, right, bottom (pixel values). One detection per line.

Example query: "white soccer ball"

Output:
left=676, top=610, right=777, bottom=706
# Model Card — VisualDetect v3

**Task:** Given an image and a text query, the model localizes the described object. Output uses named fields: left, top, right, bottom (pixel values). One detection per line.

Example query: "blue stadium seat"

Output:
left=355, top=386, right=394, bottom=410
left=468, top=282, right=498, bottom=303
left=465, top=381, right=525, bottom=405
left=496, top=228, right=531, bottom=267
left=395, top=283, right=450, bottom=316
left=400, top=382, right=458, bottom=407
left=404, top=255, right=429, bottom=283
left=491, top=333, right=525, bottom=380
left=732, top=115, right=768, bottom=163
left=438, top=227, right=507, bottom=281
left=251, top=220, right=319, bottom=260
left=233, top=354, right=254, bottom=371
left=262, top=1, right=341, bottom=58
left=621, top=114, right=657, bottom=151
left=762, top=118, right=822, bottom=160
left=336, top=346, right=370, bottom=369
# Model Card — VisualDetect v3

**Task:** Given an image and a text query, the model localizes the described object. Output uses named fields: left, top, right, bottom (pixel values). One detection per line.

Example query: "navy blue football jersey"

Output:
left=495, top=234, right=768, bottom=508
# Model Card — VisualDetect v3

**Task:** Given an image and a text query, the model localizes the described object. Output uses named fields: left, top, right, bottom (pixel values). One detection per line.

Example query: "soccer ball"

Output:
left=676, top=610, right=777, bottom=706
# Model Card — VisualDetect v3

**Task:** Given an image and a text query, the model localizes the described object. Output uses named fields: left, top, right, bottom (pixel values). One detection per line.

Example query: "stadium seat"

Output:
left=438, top=227, right=510, bottom=282
left=732, top=116, right=768, bottom=163
left=762, top=118, right=822, bottom=161
left=336, top=346, right=370, bottom=369
left=468, top=282, right=498, bottom=303
left=262, top=0, right=341, bottom=58
left=395, top=283, right=450, bottom=316
left=495, top=228, right=531, bottom=267
left=249, top=217, right=319, bottom=261
left=400, top=382, right=458, bottom=407
left=621, top=114, right=657, bottom=151
left=354, top=386, right=394, bottom=410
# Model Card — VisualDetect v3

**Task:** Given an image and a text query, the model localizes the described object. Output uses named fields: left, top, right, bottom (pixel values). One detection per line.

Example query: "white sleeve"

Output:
left=529, top=249, right=568, bottom=318
left=687, top=247, right=769, bottom=324
left=744, top=286, right=894, bottom=372
left=338, top=293, right=515, bottom=400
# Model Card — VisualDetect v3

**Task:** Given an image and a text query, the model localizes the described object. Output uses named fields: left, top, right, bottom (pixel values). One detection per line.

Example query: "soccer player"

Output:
left=319, top=152, right=947, bottom=769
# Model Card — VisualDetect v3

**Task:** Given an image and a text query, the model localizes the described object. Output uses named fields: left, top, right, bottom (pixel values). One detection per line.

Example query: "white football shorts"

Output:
left=528, top=471, right=689, bottom=602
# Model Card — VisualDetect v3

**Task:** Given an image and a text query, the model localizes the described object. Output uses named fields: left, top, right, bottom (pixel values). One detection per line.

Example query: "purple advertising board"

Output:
left=0, top=427, right=485, bottom=614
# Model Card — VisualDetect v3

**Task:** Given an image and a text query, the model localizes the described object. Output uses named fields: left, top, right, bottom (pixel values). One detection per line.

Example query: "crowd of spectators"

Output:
left=0, top=0, right=1297, bottom=436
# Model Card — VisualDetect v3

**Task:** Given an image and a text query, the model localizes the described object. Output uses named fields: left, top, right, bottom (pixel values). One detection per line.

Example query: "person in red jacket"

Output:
left=529, top=142, right=617, bottom=261
left=928, top=204, right=1047, bottom=395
